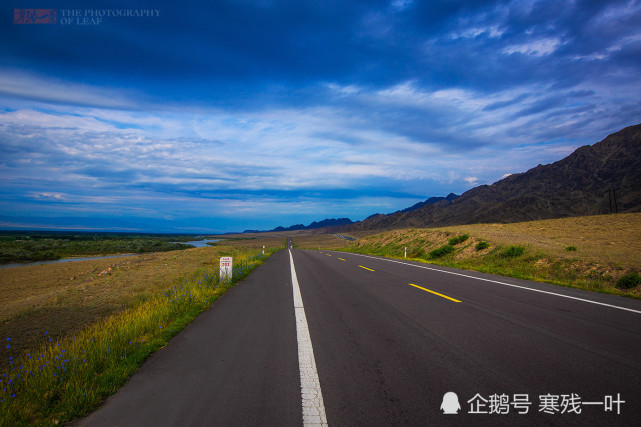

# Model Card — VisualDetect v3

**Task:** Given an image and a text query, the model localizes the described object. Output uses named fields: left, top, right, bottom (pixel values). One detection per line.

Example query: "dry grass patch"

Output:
left=344, top=213, right=641, bottom=297
left=0, top=244, right=281, bottom=372
left=210, top=230, right=356, bottom=250
left=208, top=233, right=286, bottom=249
left=437, top=213, right=641, bottom=267
left=290, top=232, right=352, bottom=249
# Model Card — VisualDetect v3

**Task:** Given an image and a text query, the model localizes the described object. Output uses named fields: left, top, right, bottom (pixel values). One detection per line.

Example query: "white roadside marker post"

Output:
left=405, top=247, right=407, bottom=258
left=220, top=256, right=232, bottom=282
left=262, top=245, right=265, bottom=255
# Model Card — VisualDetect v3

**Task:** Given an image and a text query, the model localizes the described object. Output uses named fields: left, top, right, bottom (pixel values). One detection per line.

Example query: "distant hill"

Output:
left=244, top=217, right=354, bottom=233
left=306, top=218, right=354, bottom=229
left=271, top=224, right=306, bottom=232
left=345, top=123, right=641, bottom=231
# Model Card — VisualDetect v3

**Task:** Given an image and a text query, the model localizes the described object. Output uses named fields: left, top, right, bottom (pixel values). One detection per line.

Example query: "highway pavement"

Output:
left=77, top=245, right=641, bottom=426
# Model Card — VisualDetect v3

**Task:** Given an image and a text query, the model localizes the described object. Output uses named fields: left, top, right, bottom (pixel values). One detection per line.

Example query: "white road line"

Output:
left=341, top=252, right=641, bottom=315
left=289, top=250, right=328, bottom=426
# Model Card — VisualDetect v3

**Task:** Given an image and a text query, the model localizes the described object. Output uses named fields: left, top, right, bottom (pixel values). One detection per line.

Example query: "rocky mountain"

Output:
left=356, top=193, right=459, bottom=226
left=397, top=193, right=459, bottom=213
left=345, top=123, right=641, bottom=231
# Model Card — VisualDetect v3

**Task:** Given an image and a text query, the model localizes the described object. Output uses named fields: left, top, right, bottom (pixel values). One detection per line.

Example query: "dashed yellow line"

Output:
left=358, top=265, right=375, bottom=271
left=409, top=284, right=461, bottom=302
left=326, top=254, right=332, bottom=257
left=337, top=258, right=346, bottom=261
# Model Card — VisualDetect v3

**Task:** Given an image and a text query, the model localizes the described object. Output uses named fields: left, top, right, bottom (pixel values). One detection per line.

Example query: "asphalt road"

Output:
left=77, top=246, right=641, bottom=426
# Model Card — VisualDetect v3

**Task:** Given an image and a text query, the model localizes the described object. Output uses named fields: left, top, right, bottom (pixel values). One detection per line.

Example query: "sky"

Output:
left=1, top=0, right=640, bottom=233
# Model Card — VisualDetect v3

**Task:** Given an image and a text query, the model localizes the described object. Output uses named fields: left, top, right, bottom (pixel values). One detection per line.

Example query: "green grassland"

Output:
left=0, top=232, right=199, bottom=263
left=342, top=213, right=641, bottom=298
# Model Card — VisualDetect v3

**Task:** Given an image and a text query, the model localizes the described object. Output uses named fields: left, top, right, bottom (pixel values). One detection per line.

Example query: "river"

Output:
left=0, top=254, right=140, bottom=270
left=173, top=239, right=220, bottom=248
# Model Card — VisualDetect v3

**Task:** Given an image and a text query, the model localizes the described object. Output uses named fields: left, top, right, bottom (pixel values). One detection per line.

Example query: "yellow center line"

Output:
left=409, top=283, right=461, bottom=303
left=326, top=254, right=332, bottom=256
left=358, top=265, right=375, bottom=271
left=337, top=258, right=346, bottom=261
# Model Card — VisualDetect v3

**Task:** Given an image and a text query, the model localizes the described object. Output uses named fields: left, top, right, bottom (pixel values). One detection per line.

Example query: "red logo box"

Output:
left=14, top=9, right=57, bottom=24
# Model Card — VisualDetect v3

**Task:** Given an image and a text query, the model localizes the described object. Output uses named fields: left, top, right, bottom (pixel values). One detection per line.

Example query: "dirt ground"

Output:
left=0, top=244, right=273, bottom=371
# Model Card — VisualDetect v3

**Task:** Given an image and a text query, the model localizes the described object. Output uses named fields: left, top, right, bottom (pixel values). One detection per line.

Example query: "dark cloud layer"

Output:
left=4, top=1, right=639, bottom=100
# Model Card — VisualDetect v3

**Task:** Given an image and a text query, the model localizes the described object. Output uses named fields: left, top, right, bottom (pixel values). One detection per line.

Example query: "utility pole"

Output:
left=613, top=188, right=619, bottom=213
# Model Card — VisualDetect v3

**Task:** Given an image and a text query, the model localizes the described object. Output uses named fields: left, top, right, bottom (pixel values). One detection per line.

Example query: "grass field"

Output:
left=342, top=213, right=641, bottom=297
left=0, top=243, right=282, bottom=425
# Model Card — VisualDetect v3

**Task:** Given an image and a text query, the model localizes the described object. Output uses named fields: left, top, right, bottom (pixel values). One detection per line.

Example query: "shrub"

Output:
left=616, top=272, right=641, bottom=289
left=565, top=246, right=577, bottom=252
left=429, top=244, right=454, bottom=259
left=475, top=241, right=490, bottom=250
left=502, top=245, right=525, bottom=258
left=408, top=248, right=425, bottom=258
left=448, top=234, right=469, bottom=246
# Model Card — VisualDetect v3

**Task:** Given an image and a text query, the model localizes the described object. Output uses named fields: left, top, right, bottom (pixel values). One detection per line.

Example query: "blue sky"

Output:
left=1, top=0, right=640, bottom=233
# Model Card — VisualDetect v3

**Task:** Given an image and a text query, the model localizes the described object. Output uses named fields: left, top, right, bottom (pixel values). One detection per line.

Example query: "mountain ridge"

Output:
left=244, top=123, right=641, bottom=234
left=342, top=123, right=641, bottom=231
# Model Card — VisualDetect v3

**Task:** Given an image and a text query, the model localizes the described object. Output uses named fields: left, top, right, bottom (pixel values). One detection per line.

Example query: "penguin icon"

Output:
left=440, top=392, right=461, bottom=414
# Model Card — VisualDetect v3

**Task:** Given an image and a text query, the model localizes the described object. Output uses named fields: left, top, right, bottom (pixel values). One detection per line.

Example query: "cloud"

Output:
left=1, top=0, right=640, bottom=231
left=451, top=25, right=504, bottom=40
left=464, top=177, right=479, bottom=185
left=390, top=0, right=414, bottom=12
left=0, top=90, right=590, bottom=208
left=502, top=38, right=562, bottom=56
left=0, top=69, right=142, bottom=109
left=29, top=192, right=65, bottom=201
